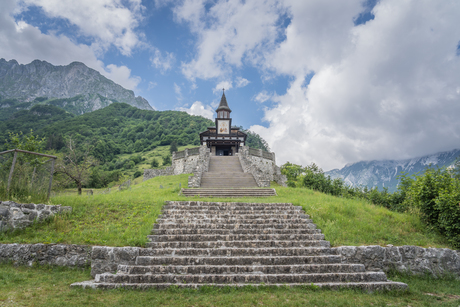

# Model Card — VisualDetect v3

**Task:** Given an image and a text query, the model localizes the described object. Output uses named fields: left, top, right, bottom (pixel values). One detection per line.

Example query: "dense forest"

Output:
left=0, top=102, right=270, bottom=190
left=0, top=102, right=269, bottom=156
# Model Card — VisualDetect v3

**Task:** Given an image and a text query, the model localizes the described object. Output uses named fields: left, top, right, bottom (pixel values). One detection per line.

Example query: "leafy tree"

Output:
left=151, top=158, right=159, bottom=168
left=169, top=141, right=178, bottom=153
left=162, top=155, right=171, bottom=166
left=55, top=138, right=98, bottom=195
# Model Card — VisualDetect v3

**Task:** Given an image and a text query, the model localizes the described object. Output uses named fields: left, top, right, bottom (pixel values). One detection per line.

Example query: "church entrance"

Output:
left=216, top=146, right=233, bottom=156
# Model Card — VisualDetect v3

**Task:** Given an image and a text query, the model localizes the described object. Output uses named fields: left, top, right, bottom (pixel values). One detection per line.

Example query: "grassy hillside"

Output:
left=0, top=175, right=449, bottom=248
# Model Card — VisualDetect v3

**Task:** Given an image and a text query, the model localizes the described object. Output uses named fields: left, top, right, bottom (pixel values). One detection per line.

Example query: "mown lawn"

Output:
left=0, top=174, right=450, bottom=248
left=1, top=264, right=460, bottom=306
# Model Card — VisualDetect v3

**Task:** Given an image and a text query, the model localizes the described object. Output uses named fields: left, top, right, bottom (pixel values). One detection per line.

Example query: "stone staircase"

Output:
left=181, top=188, right=276, bottom=197
left=201, top=156, right=258, bottom=188
left=72, top=201, right=408, bottom=291
left=183, top=155, right=276, bottom=197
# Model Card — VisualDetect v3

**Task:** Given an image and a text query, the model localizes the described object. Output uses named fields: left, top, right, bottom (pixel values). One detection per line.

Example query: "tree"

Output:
left=162, top=155, right=171, bottom=166
left=55, top=138, right=98, bottom=195
left=169, top=141, right=178, bottom=153
left=151, top=158, right=159, bottom=168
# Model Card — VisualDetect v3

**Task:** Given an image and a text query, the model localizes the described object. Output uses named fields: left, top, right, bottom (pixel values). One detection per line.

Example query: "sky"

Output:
left=1, top=0, right=460, bottom=171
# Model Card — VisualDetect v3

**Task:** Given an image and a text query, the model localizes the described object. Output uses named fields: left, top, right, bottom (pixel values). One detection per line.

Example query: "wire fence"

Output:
left=0, top=149, right=56, bottom=203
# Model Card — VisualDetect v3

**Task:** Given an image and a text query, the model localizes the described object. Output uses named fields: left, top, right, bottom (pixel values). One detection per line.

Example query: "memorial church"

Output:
left=199, top=91, right=247, bottom=156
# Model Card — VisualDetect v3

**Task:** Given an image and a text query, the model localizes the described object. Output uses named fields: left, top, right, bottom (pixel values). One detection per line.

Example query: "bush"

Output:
left=133, top=170, right=142, bottom=178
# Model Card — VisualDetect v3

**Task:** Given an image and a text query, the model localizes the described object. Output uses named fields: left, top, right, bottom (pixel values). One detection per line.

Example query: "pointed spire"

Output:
left=216, top=89, right=232, bottom=112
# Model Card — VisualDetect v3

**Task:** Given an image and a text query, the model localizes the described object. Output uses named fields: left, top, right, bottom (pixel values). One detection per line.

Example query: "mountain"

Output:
left=0, top=58, right=152, bottom=115
left=326, top=149, right=460, bottom=192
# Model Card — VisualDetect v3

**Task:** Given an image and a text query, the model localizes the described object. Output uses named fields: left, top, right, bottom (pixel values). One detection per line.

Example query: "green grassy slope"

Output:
left=0, top=175, right=449, bottom=248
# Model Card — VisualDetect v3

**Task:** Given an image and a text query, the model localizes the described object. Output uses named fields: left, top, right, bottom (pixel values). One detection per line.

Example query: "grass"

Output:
left=1, top=264, right=460, bottom=306
left=0, top=175, right=450, bottom=248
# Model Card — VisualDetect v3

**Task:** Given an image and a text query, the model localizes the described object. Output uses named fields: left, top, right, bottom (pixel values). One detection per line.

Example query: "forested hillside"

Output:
left=0, top=102, right=269, bottom=158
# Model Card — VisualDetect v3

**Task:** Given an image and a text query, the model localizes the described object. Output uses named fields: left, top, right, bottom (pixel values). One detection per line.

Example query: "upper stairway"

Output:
left=200, top=156, right=258, bottom=189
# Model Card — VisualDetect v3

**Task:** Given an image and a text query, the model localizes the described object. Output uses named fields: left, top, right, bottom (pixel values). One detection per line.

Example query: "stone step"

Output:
left=147, top=233, right=325, bottom=242
left=151, top=228, right=322, bottom=235
left=159, top=213, right=308, bottom=219
left=136, top=247, right=338, bottom=257
left=145, top=240, right=329, bottom=249
left=153, top=223, right=317, bottom=230
left=182, top=191, right=276, bottom=197
left=71, top=281, right=408, bottom=291
left=157, top=218, right=313, bottom=224
left=94, top=272, right=388, bottom=284
left=135, top=255, right=342, bottom=266
left=117, top=263, right=366, bottom=275
left=163, top=202, right=296, bottom=208
left=162, top=209, right=305, bottom=215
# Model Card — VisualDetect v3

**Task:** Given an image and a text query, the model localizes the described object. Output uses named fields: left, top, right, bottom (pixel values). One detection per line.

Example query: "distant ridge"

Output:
left=0, top=58, right=152, bottom=115
left=326, top=149, right=460, bottom=192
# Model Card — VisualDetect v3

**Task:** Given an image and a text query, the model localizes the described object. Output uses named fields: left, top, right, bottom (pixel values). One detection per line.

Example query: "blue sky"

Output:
left=1, top=0, right=460, bottom=170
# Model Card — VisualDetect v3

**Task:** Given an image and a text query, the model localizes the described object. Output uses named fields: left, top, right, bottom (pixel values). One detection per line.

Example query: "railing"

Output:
left=247, top=147, right=274, bottom=161
left=262, top=151, right=273, bottom=160
left=175, top=151, right=186, bottom=159
left=248, top=148, right=261, bottom=157
left=174, top=147, right=200, bottom=160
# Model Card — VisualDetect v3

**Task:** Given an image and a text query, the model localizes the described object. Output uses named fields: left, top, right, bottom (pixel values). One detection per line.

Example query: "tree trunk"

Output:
left=78, top=183, right=82, bottom=195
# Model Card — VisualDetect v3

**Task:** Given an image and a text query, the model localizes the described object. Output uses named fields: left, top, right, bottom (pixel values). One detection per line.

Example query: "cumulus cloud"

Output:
left=254, top=91, right=271, bottom=103
left=176, top=0, right=460, bottom=170
left=253, top=0, right=460, bottom=170
left=178, top=101, right=214, bottom=120
left=0, top=0, right=143, bottom=91
left=235, top=77, right=250, bottom=88
left=17, top=0, right=145, bottom=55
left=174, top=0, right=283, bottom=80
left=174, top=83, right=183, bottom=102
left=150, top=48, right=175, bottom=73
left=213, top=81, right=232, bottom=94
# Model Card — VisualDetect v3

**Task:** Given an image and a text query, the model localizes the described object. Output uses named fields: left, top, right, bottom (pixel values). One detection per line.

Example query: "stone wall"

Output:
left=0, top=201, right=72, bottom=232
left=0, top=243, right=91, bottom=267
left=335, top=245, right=460, bottom=277
left=1, top=243, right=460, bottom=278
left=238, top=146, right=287, bottom=187
left=143, top=146, right=210, bottom=183
left=143, top=167, right=174, bottom=181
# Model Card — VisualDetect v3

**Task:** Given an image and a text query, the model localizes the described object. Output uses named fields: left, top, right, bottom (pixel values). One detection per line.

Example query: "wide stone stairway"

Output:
left=182, top=156, right=277, bottom=197
left=72, top=201, right=407, bottom=291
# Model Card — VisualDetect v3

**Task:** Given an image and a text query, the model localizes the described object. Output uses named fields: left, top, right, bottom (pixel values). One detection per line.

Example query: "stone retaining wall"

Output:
left=0, top=201, right=72, bottom=232
left=143, top=146, right=210, bottom=184
left=0, top=243, right=91, bottom=267
left=335, top=245, right=460, bottom=277
left=1, top=243, right=460, bottom=278
left=238, top=146, right=287, bottom=187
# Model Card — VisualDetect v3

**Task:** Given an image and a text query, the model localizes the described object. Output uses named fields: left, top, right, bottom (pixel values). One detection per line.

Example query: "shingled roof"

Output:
left=216, top=92, right=232, bottom=112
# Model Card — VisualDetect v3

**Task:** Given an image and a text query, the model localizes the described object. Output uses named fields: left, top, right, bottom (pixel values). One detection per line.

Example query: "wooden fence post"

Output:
left=7, top=150, right=18, bottom=198
left=47, top=158, right=55, bottom=201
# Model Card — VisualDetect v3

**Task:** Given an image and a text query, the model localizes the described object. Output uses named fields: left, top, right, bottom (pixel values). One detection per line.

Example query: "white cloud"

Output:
left=17, top=0, right=145, bottom=55
left=174, top=83, right=182, bottom=102
left=148, top=81, right=158, bottom=90
left=104, top=64, right=141, bottom=91
left=254, top=91, right=271, bottom=103
left=150, top=48, right=175, bottom=73
left=213, top=81, right=232, bottom=94
left=0, top=0, right=143, bottom=91
left=175, top=0, right=283, bottom=80
left=178, top=101, right=214, bottom=120
left=235, top=77, right=250, bottom=88
left=253, top=0, right=460, bottom=170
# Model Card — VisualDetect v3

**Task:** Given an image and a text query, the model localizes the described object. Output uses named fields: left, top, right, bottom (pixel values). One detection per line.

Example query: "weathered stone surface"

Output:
left=336, top=245, right=460, bottom=277
left=90, top=246, right=140, bottom=277
left=238, top=146, right=287, bottom=187
left=0, top=243, right=90, bottom=267
left=0, top=201, right=72, bottom=232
